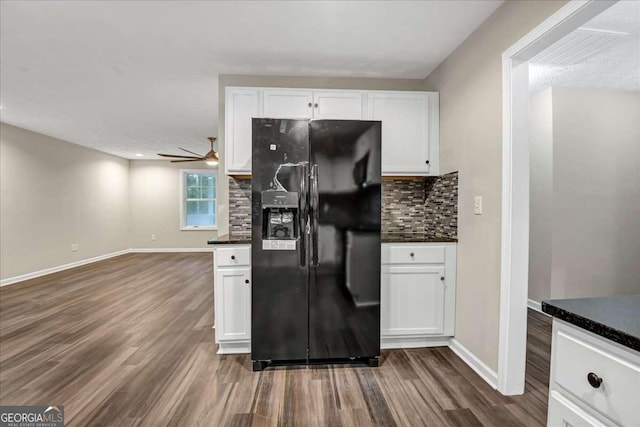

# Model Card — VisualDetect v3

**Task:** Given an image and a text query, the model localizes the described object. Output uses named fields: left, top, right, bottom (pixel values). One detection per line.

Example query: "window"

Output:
left=181, top=170, right=216, bottom=230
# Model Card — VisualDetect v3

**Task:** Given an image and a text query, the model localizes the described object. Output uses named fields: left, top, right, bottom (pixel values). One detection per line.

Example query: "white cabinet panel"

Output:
left=368, top=91, right=438, bottom=176
left=382, top=245, right=446, bottom=265
left=548, top=391, right=605, bottom=427
left=550, top=322, right=640, bottom=427
left=215, top=267, right=251, bottom=342
left=225, top=88, right=260, bottom=174
left=313, top=91, right=363, bottom=120
left=263, top=89, right=313, bottom=119
left=381, top=265, right=446, bottom=336
left=216, top=246, right=251, bottom=267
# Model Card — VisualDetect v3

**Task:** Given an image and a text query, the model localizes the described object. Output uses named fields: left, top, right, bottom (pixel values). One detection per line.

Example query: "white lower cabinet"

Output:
left=381, top=265, right=446, bottom=336
left=212, top=242, right=456, bottom=354
left=548, top=391, right=606, bottom=427
left=380, top=243, right=456, bottom=349
left=213, top=245, right=251, bottom=354
left=547, top=320, right=640, bottom=427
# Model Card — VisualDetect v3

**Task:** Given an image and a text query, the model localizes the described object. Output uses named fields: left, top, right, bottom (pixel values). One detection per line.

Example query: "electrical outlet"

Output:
left=71, top=243, right=79, bottom=252
left=474, top=196, right=483, bottom=215
left=151, top=234, right=156, bottom=241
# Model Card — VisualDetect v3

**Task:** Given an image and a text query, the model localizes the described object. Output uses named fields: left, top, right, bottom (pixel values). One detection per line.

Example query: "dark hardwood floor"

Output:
left=0, top=253, right=552, bottom=426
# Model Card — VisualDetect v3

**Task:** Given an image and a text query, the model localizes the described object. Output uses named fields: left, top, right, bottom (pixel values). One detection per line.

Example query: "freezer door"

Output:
left=251, top=118, right=310, bottom=362
left=308, top=120, right=382, bottom=360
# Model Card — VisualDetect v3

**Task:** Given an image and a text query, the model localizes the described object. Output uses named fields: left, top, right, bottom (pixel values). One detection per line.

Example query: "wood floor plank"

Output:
left=0, top=254, right=551, bottom=426
left=445, top=408, right=483, bottom=427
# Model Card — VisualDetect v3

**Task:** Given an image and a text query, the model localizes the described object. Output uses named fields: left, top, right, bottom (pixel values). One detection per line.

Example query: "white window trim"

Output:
left=179, top=168, right=218, bottom=231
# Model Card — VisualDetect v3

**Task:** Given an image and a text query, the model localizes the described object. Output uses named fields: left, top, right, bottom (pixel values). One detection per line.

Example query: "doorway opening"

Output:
left=498, top=0, right=640, bottom=395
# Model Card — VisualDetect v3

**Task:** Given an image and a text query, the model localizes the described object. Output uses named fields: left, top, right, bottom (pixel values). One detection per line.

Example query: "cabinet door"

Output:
left=368, top=92, right=435, bottom=175
left=313, top=91, right=363, bottom=120
left=263, top=89, right=313, bottom=119
left=548, top=391, right=606, bottom=427
left=215, top=267, right=251, bottom=341
left=381, top=265, right=446, bottom=336
left=225, top=88, right=260, bottom=174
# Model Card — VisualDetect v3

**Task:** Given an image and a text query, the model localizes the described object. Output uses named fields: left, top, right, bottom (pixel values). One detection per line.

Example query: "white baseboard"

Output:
left=129, top=248, right=214, bottom=253
left=381, top=336, right=450, bottom=350
left=1, top=248, right=214, bottom=287
left=527, top=298, right=544, bottom=314
left=448, top=338, right=498, bottom=389
left=0, top=249, right=130, bottom=287
left=216, top=341, right=250, bottom=354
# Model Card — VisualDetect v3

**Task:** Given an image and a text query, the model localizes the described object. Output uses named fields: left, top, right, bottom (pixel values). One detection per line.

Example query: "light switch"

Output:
left=474, top=196, right=483, bottom=215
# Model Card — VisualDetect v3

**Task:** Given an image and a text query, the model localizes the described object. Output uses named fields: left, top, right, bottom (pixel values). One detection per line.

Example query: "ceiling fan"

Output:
left=157, top=137, right=219, bottom=166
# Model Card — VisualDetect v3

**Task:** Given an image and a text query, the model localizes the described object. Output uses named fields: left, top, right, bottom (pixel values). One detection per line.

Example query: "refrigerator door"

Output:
left=251, top=118, right=310, bottom=362
left=308, top=120, right=382, bottom=360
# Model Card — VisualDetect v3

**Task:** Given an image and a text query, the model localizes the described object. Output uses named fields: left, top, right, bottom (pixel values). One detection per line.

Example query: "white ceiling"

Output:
left=0, top=0, right=502, bottom=159
left=529, top=0, right=640, bottom=93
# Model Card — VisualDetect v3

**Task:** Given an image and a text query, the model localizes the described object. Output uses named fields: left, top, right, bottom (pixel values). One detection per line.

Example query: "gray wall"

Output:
left=129, top=160, right=218, bottom=249
left=422, top=0, right=568, bottom=371
left=216, top=74, right=425, bottom=235
left=0, top=123, right=130, bottom=280
left=528, top=88, right=554, bottom=303
left=528, top=87, right=640, bottom=302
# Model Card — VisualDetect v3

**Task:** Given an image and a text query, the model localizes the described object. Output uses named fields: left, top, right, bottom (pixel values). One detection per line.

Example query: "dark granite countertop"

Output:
left=381, top=233, right=457, bottom=243
left=542, top=295, right=640, bottom=352
left=207, top=234, right=251, bottom=245
left=209, top=232, right=457, bottom=245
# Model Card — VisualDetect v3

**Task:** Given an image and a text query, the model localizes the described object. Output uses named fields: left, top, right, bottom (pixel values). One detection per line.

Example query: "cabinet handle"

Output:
left=245, top=279, right=250, bottom=284
left=231, top=255, right=236, bottom=260
left=587, top=372, right=602, bottom=388
left=308, top=102, right=312, bottom=108
left=441, top=276, right=445, bottom=281
left=425, top=160, right=430, bottom=165
left=314, top=103, right=318, bottom=108
left=410, top=252, right=415, bottom=257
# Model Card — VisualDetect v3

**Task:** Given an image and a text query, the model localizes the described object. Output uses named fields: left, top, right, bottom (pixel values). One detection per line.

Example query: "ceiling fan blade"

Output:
left=170, top=159, right=205, bottom=163
left=179, top=147, right=204, bottom=157
left=158, top=153, right=203, bottom=159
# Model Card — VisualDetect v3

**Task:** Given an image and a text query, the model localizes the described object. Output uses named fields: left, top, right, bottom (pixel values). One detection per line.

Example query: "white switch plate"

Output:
left=474, top=196, right=483, bottom=215
left=151, top=234, right=156, bottom=241
left=71, top=243, right=79, bottom=252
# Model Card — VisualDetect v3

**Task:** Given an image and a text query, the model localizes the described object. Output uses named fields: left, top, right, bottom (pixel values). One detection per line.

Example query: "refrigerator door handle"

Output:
left=299, top=163, right=308, bottom=268
left=311, top=164, right=319, bottom=267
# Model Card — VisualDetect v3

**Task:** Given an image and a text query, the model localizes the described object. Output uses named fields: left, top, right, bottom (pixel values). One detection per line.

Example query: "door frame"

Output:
left=498, top=0, right=617, bottom=395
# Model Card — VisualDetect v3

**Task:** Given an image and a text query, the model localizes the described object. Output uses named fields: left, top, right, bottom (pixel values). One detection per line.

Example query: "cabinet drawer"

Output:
left=216, top=247, right=251, bottom=267
left=548, top=391, right=606, bottom=427
left=382, top=245, right=445, bottom=265
left=554, top=328, right=640, bottom=427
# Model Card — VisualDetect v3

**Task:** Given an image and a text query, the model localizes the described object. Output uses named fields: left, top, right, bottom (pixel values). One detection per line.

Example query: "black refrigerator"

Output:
left=251, top=118, right=381, bottom=371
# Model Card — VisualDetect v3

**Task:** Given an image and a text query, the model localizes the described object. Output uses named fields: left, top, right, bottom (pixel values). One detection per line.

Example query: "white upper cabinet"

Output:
left=313, top=90, right=363, bottom=120
left=225, top=88, right=260, bottom=174
left=263, top=89, right=313, bottom=119
left=224, top=87, right=439, bottom=176
left=368, top=91, right=439, bottom=176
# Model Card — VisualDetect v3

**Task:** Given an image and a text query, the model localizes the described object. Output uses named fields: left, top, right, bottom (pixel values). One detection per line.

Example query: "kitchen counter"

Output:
left=542, top=295, right=640, bottom=352
left=209, top=232, right=457, bottom=245
left=208, top=234, right=251, bottom=245
left=381, top=232, right=457, bottom=243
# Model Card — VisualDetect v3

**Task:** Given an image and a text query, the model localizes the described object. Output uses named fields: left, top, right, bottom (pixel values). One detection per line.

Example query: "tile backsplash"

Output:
left=228, top=172, right=458, bottom=238
left=228, top=178, right=252, bottom=236
left=423, top=172, right=458, bottom=238
left=381, top=172, right=458, bottom=238
left=381, top=179, right=426, bottom=233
